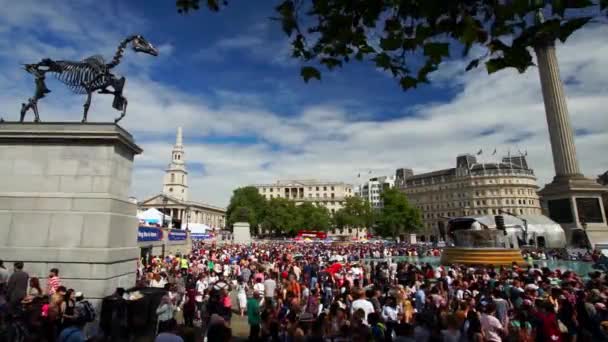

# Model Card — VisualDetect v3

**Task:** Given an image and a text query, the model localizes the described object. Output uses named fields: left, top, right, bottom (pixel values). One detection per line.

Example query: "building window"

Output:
left=171, top=173, right=175, bottom=182
left=331, top=193, right=335, bottom=198
left=323, top=186, right=327, bottom=191
left=270, top=195, right=273, bottom=199
left=270, top=188, right=273, bottom=192
left=181, top=175, right=184, bottom=183
left=331, top=186, right=335, bottom=191
left=316, top=193, right=320, bottom=198
left=316, top=187, right=319, bottom=191
left=169, top=187, right=173, bottom=192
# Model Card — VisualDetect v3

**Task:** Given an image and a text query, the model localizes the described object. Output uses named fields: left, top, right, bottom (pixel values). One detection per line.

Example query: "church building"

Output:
left=138, top=127, right=226, bottom=230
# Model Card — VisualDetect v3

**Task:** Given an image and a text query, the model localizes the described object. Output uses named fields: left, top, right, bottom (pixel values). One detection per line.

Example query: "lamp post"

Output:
left=581, top=218, right=590, bottom=250
left=186, top=206, right=191, bottom=231
left=499, top=209, right=530, bottom=247
left=162, top=196, right=169, bottom=228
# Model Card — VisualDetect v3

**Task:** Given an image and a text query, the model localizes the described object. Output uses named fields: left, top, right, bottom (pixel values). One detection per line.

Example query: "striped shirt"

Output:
left=47, top=276, right=61, bottom=295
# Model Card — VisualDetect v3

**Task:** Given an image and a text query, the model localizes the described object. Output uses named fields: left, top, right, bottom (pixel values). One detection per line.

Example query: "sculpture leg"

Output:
left=20, top=98, right=40, bottom=123
left=20, top=103, right=27, bottom=122
left=114, top=97, right=127, bottom=123
left=82, top=91, right=92, bottom=123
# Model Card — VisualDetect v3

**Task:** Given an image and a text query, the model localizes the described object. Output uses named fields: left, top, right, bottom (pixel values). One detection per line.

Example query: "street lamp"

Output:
left=580, top=218, right=590, bottom=250
left=162, top=196, right=169, bottom=228
left=186, top=206, right=191, bottom=231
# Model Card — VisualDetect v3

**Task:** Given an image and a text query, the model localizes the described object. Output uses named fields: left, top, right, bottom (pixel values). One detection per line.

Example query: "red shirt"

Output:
left=47, top=276, right=61, bottom=295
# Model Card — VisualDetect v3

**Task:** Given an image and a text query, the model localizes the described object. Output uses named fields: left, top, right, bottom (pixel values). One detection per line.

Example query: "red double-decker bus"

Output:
left=296, top=230, right=327, bottom=239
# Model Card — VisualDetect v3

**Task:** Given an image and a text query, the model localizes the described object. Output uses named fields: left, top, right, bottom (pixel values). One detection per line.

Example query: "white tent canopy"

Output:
left=137, top=208, right=171, bottom=224
left=184, top=222, right=211, bottom=234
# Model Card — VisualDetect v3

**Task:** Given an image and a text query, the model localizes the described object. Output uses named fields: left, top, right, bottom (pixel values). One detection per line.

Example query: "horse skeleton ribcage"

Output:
left=53, top=57, right=110, bottom=94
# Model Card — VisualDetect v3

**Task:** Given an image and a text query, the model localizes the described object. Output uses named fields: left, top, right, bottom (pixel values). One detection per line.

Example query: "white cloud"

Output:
left=0, top=3, right=606, bottom=209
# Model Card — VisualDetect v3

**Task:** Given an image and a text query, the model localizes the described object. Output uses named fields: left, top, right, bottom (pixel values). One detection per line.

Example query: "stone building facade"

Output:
left=355, top=175, right=396, bottom=209
left=253, top=180, right=354, bottom=215
left=397, top=154, right=542, bottom=242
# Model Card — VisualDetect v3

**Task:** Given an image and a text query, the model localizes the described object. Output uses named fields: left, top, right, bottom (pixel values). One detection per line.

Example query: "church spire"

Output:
left=176, top=126, right=183, bottom=146
left=162, top=127, right=188, bottom=201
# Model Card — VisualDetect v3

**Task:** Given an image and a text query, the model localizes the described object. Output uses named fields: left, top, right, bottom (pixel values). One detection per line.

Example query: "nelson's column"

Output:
left=534, top=13, right=608, bottom=247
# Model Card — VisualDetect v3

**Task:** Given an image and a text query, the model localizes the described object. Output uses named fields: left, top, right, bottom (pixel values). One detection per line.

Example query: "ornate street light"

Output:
left=162, top=196, right=169, bottom=228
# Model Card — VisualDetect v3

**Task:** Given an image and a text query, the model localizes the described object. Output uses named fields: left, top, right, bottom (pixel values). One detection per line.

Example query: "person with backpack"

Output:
left=74, top=292, right=96, bottom=323
left=58, top=322, right=86, bottom=342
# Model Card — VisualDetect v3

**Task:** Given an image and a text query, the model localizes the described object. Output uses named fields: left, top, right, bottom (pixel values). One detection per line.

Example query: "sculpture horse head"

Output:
left=131, top=35, right=159, bottom=56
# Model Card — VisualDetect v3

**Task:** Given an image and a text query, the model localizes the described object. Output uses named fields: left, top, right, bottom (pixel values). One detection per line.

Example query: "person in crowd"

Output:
left=28, top=277, right=43, bottom=298
left=156, top=294, right=176, bottom=334
left=58, top=319, right=86, bottom=342
left=60, top=288, right=78, bottom=330
left=182, top=283, right=197, bottom=328
left=6, top=261, right=29, bottom=311
left=48, top=285, right=67, bottom=339
left=154, top=318, right=184, bottom=342
left=47, top=268, right=62, bottom=296
left=236, top=277, right=248, bottom=316
left=0, top=259, right=9, bottom=294
left=247, top=291, right=262, bottom=341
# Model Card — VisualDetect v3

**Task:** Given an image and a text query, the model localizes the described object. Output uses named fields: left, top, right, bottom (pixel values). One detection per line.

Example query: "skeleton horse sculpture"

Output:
left=20, top=35, right=158, bottom=123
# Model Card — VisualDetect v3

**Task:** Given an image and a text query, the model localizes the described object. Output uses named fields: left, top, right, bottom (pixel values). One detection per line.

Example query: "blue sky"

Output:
left=1, top=0, right=606, bottom=206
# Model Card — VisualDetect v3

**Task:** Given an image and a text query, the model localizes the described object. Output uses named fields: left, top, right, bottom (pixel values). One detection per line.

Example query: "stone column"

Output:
left=534, top=41, right=583, bottom=179
left=0, top=123, right=142, bottom=300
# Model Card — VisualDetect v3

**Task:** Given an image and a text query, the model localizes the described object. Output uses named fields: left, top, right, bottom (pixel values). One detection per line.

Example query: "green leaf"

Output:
left=373, top=53, right=392, bottom=69
left=461, top=15, right=477, bottom=45
left=380, top=37, right=402, bottom=51
left=300, top=66, right=321, bottom=82
left=485, top=58, right=507, bottom=74
left=567, top=0, right=594, bottom=8
left=488, top=39, right=509, bottom=53
left=558, top=17, right=592, bottom=43
left=400, top=76, right=417, bottom=90
left=320, top=57, right=343, bottom=70
left=423, top=42, right=450, bottom=59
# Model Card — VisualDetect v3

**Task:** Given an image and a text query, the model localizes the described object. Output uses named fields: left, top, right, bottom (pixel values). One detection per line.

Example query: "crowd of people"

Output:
left=0, top=262, right=97, bottom=341
left=1, top=241, right=607, bottom=342
left=133, top=241, right=607, bottom=342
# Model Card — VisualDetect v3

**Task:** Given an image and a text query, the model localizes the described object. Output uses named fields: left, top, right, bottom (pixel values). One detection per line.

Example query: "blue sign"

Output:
left=138, top=227, right=163, bottom=242
left=168, top=229, right=188, bottom=241
left=191, top=233, right=212, bottom=240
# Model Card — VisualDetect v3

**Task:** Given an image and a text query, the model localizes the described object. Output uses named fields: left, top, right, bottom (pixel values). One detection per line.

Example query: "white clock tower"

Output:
left=162, top=127, right=188, bottom=201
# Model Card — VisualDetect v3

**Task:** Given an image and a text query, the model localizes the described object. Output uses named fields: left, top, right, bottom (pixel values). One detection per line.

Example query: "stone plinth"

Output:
left=540, top=177, right=608, bottom=247
left=0, top=122, right=142, bottom=300
left=233, top=222, right=251, bottom=244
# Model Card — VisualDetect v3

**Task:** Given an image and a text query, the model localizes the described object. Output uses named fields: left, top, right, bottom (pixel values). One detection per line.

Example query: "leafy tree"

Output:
left=226, top=186, right=267, bottom=234
left=334, top=196, right=375, bottom=234
left=294, top=202, right=332, bottom=232
left=261, top=197, right=298, bottom=236
left=176, top=0, right=606, bottom=91
left=375, top=188, right=422, bottom=240
left=229, top=206, right=253, bottom=224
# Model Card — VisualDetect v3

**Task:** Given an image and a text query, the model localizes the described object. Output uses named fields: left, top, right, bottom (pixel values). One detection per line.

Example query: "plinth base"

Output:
left=540, top=176, right=608, bottom=248
left=0, top=122, right=142, bottom=300
left=233, top=222, right=251, bottom=244
left=440, top=247, right=526, bottom=266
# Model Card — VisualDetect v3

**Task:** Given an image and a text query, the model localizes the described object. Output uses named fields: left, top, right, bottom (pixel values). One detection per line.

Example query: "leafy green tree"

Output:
left=226, top=186, right=267, bottom=234
left=261, top=197, right=297, bottom=236
left=294, top=202, right=332, bottom=233
left=334, top=196, right=375, bottom=234
left=375, top=188, right=422, bottom=240
left=176, top=0, right=606, bottom=90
